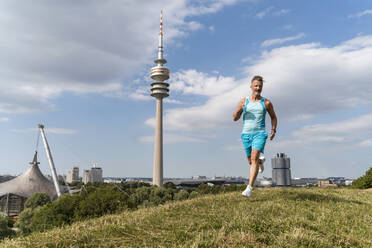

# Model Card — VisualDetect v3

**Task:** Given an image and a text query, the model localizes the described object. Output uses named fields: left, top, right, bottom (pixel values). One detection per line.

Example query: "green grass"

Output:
left=3, top=188, right=372, bottom=247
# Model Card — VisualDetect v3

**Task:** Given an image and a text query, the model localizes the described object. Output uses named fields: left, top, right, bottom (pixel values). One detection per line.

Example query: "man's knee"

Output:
left=251, top=149, right=260, bottom=163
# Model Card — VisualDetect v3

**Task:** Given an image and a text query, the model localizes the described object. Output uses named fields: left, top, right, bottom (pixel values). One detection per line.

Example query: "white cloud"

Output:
left=47, top=128, right=78, bottom=135
left=348, top=9, right=372, bottom=18
left=255, top=7, right=290, bottom=19
left=12, top=127, right=78, bottom=134
left=241, top=56, right=255, bottom=64
left=294, top=114, right=372, bottom=135
left=292, top=114, right=372, bottom=145
left=186, top=0, right=238, bottom=16
left=187, top=21, right=203, bottom=31
left=273, top=9, right=291, bottom=16
left=359, top=139, right=372, bottom=147
left=164, top=99, right=182, bottom=104
left=261, top=33, right=305, bottom=47
left=0, top=0, right=238, bottom=113
left=246, top=35, right=372, bottom=120
left=288, top=114, right=313, bottom=122
left=209, top=25, right=215, bottom=32
left=0, top=117, right=9, bottom=122
left=170, top=69, right=237, bottom=96
left=222, top=145, right=242, bottom=151
left=255, top=6, right=274, bottom=19
left=144, top=35, right=372, bottom=142
left=282, top=24, right=293, bottom=30
left=129, top=87, right=152, bottom=101
left=139, top=133, right=206, bottom=144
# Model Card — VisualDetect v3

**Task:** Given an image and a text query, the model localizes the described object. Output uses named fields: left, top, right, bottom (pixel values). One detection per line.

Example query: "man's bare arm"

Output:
left=265, top=99, right=277, bottom=140
left=233, top=98, right=245, bottom=121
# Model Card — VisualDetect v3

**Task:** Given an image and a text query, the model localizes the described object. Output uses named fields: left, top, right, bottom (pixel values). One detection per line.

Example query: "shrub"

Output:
left=30, top=194, right=81, bottom=232
left=15, top=208, right=36, bottom=235
left=163, top=182, right=176, bottom=189
left=149, top=187, right=167, bottom=205
left=352, top=167, right=372, bottom=189
left=189, top=191, right=200, bottom=199
left=174, top=190, right=189, bottom=201
left=75, top=187, right=130, bottom=219
left=130, top=187, right=152, bottom=206
left=196, top=183, right=212, bottom=194
left=24, top=192, right=51, bottom=210
left=223, top=184, right=245, bottom=192
left=0, top=216, right=15, bottom=240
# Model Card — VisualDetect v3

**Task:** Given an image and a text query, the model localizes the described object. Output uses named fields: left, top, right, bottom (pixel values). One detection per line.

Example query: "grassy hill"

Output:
left=3, top=187, right=372, bottom=247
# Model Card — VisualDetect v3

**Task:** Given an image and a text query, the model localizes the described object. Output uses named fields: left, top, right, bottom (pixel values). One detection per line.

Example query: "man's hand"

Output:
left=269, top=129, right=276, bottom=140
left=238, top=98, right=245, bottom=110
left=265, top=99, right=277, bottom=140
left=233, top=98, right=245, bottom=121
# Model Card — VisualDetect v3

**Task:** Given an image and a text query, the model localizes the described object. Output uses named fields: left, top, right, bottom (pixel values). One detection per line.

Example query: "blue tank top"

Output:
left=242, top=97, right=266, bottom=133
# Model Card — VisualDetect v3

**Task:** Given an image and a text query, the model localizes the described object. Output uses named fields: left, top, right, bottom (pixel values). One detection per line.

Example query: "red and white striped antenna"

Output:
left=160, top=10, right=163, bottom=36
left=157, top=10, right=164, bottom=61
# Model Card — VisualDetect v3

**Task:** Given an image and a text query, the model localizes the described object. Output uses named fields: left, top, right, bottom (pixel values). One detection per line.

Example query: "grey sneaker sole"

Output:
left=241, top=191, right=251, bottom=198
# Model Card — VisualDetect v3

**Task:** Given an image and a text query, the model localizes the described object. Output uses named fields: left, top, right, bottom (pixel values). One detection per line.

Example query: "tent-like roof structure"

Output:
left=0, top=151, right=58, bottom=200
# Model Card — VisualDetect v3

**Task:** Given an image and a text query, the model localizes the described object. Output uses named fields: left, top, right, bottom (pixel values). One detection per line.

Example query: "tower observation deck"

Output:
left=150, top=10, right=170, bottom=99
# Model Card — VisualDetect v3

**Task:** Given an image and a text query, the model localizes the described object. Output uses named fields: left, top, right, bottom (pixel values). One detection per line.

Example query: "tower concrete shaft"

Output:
left=150, top=10, right=169, bottom=187
left=153, top=98, right=163, bottom=186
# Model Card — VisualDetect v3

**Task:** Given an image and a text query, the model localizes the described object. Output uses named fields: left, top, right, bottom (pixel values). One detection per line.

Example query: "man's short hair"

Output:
left=251, top=75, right=264, bottom=83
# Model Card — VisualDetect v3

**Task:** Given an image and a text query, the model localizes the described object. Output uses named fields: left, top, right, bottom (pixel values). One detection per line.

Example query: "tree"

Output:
left=352, top=167, right=372, bottom=189
left=30, top=194, right=81, bottom=232
left=189, top=191, right=200, bottom=199
left=15, top=208, right=35, bottom=235
left=196, top=183, right=212, bottom=194
left=75, top=187, right=130, bottom=219
left=174, top=190, right=189, bottom=201
left=24, top=192, right=51, bottom=210
left=149, top=187, right=167, bottom=205
left=129, top=186, right=152, bottom=207
left=0, top=216, right=15, bottom=240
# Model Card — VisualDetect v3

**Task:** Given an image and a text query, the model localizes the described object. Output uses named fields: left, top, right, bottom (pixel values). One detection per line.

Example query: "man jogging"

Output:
left=233, top=75, right=277, bottom=197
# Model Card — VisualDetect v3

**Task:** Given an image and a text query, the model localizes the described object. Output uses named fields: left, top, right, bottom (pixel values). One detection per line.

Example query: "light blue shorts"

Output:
left=241, top=131, right=268, bottom=157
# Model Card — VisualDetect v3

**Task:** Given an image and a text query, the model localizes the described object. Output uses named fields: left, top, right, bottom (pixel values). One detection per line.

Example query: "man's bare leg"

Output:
left=249, top=149, right=260, bottom=187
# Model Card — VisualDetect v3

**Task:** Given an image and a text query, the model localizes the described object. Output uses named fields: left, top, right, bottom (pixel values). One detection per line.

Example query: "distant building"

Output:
left=258, top=178, right=272, bottom=187
left=271, top=153, right=292, bottom=186
left=82, top=170, right=90, bottom=184
left=318, top=180, right=338, bottom=188
left=345, top=179, right=354, bottom=186
left=104, top=178, right=123, bottom=184
left=192, top=175, right=206, bottom=180
left=291, top=178, right=318, bottom=187
left=66, top=166, right=79, bottom=184
left=82, top=164, right=103, bottom=184
left=327, top=177, right=345, bottom=185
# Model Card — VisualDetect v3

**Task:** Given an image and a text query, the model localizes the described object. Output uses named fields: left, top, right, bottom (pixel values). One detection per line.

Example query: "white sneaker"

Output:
left=258, top=154, right=265, bottom=173
left=241, top=185, right=252, bottom=198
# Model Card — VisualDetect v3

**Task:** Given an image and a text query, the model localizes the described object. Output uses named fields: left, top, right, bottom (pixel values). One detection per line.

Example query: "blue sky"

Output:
left=0, top=0, right=371, bottom=179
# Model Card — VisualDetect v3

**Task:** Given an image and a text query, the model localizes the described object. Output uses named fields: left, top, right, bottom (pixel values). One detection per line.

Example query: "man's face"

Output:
left=251, top=80, right=263, bottom=95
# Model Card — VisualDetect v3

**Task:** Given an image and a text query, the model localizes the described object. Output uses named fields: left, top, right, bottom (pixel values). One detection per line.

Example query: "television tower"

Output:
left=150, top=10, right=170, bottom=187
